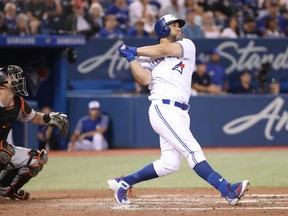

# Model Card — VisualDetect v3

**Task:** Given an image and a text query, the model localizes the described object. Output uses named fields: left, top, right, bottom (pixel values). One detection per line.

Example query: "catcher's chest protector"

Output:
left=0, top=95, right=28, bottom=141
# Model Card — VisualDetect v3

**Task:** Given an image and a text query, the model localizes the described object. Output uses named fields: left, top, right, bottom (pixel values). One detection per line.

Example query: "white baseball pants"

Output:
left=149, top=100, right=206, bottom=177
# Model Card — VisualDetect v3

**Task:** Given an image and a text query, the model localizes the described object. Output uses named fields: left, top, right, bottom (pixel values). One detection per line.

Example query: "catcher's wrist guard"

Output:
left=43, top=113, right=51, bottom=123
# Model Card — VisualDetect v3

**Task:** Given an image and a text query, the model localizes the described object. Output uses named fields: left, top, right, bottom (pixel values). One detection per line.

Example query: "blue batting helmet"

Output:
left=154, top=14, right=185, bottom=39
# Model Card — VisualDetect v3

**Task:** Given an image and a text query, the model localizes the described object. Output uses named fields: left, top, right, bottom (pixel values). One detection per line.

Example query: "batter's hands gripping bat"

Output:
left=118, top=44, right=138, bottom=62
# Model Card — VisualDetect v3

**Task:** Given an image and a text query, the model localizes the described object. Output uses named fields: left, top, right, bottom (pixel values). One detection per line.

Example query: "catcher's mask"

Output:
left=0, top=65, right=28, bottom=96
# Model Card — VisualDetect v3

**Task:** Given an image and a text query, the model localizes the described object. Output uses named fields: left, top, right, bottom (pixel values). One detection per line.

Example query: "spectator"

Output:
left=202, top=11, right=221, bottom=38
left=89, top=2, right=104, bottom=29
left=67, top=100, right=109, bottom=151
left=44, top=0, right=63, bottom=34
left=242, top=16, right=262, bottom=38
left=128, top=0, right=159, bottom=34
left=160, top=0, right=186, bottom=20
left=0, top=0, right=9, bottom=12
left=191, top=60, right=222, bottom=94
left=98, top=14, right=124, bottom=38
left=3, top=2, right=17, bottom=33
left=234, top=70, right=256, bottom=94
left=0, top=11, right=8, bottom=34
left=1, top=0, right=26, bottom=13
left=221, top=16, right=240, bottom=38
left=263, top=16, right=283, bottom=37
left=241, top=0, right=257, bottom=21
left=15, top=0, right=26, bottom=14
left=126, top=19, right=150, bottom=38
left=9, top=13, right=30, bottom=36
left=105, top=0, right=129, bottom=32
left=24, top=0, right=47, bottom=34
left=38, top=106, right=64, bottom=150
left=210, top=0, right=235, bottom=31
left=193, top=5, right=204, bottom=27
left=206, top=48, right=228, bottom=92
left=257, top=1, right=287, bottom=35
left=65, top=1, right=100, bottom=37
left=184, top=0, right=197, bottom=11
left=96, top=0, right=112, bottom=10
left=269, top=77, right=280, bottom=95
left=211, top=0, right=237, bottom=18
left=181, top=8, right=204, bottom=39
left=60, top=0, right=74, bottom=23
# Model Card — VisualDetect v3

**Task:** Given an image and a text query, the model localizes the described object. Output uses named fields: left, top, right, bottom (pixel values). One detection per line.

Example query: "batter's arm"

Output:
left=137, top=43, right=182, bottom=58
left=129, top=60, right=151, bottom=86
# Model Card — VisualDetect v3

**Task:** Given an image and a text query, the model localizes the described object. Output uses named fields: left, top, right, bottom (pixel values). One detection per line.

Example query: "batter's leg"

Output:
left=107, top=135, right=183, bottom=204
left=122, top=135, right=183, bottom=185
left=150, top=103, right=249, bottom=206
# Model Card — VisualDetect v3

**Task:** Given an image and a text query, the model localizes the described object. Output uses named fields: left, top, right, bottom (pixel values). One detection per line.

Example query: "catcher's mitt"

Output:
left=47, top=112, right=69, bottom=138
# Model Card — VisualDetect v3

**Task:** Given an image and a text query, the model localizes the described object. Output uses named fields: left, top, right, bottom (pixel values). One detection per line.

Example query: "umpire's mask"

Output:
left=6, top=65, right=28, bottom=96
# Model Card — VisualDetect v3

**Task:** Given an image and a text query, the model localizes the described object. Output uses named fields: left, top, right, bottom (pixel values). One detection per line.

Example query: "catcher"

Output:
left=0, top=65, right=69, bottom=200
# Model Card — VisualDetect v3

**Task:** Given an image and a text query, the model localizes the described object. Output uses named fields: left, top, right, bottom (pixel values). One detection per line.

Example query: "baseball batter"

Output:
left=108, top=14, right=249, bottom=206
left=0, top=65, right=68, bottom=200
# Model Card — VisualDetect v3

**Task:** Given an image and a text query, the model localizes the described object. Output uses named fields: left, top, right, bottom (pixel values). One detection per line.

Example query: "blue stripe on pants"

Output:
left=154, top=105, right=198, bottom=165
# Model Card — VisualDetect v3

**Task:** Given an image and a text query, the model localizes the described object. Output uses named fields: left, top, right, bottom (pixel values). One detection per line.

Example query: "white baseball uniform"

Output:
left=139, top=38, right=206, bottom=176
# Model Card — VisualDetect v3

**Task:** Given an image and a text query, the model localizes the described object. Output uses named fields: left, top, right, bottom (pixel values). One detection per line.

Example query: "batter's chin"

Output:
left=168, top=33, right=183, bottom=42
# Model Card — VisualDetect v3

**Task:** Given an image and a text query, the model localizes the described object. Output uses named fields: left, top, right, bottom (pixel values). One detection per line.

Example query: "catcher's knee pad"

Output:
left=0, top=141, right=15, bottom=171
left=0, top=149, right=48, bottom=199
left=28, top=149, right=48, bottom=176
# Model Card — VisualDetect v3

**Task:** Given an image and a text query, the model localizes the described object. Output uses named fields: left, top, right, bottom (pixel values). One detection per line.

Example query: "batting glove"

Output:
left=127, top=45, right=138, bottom=56
left=118, top=44, right=138, bottom=63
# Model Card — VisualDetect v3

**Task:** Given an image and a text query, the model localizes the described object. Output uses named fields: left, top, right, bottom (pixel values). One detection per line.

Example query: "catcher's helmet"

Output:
left=154, top=14, right=185, bottom=39
left=0, top=65, right=28, bottom=96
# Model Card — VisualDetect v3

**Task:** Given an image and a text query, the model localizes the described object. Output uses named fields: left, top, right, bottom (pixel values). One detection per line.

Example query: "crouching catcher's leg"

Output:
left=0, top=141, right=15, bottom=171
left=0, top=149, right=48, bottom=200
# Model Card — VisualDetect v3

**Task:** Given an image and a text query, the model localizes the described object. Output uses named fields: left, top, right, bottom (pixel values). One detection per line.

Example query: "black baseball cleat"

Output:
left=7, top=190, right=30, bottom=200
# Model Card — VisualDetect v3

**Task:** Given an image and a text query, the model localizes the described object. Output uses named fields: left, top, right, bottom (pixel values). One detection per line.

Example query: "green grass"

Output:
left=24, top=151, right=288, bottom=192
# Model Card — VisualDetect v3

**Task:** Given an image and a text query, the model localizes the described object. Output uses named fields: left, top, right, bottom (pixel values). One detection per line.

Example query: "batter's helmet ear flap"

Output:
left=154, top=18, right=171, bottom=39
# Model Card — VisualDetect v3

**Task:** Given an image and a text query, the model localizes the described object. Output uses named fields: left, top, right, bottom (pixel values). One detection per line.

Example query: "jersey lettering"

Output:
left=151, top=57, right=165, bottom=68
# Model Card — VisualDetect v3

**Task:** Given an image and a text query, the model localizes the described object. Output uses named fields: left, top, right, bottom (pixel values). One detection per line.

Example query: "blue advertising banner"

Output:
left=191, top=95, right=288, bottom=146
left=68, top=38, right=288, bottom=84
left=67, top=94, right=288, bottom=148
left=0, top=35, right=85, bottom=47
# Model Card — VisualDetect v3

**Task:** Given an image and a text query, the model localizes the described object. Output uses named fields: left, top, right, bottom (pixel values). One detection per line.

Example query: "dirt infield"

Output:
left=1, top=188, right=288, bottom=216
left=1, top=147, right=288, bottom=216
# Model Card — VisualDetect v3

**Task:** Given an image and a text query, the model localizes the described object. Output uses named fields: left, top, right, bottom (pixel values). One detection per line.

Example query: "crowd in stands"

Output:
left=0, top=0, right=287, bottom=38
left=191, top=48, right=285, bottom=95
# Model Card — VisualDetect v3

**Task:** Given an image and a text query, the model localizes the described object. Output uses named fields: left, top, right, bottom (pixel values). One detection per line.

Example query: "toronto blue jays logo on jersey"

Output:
left=172, top=61, right=185, bottom=74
